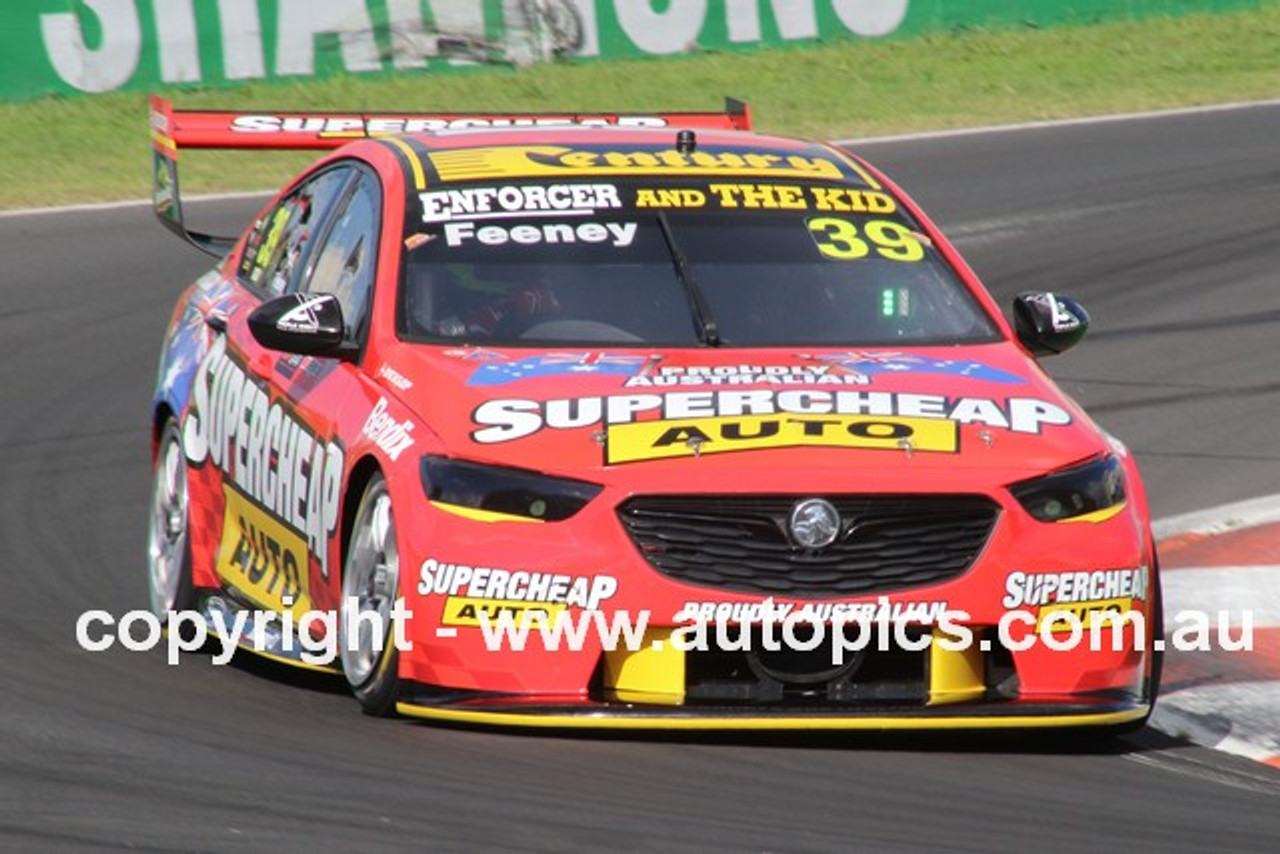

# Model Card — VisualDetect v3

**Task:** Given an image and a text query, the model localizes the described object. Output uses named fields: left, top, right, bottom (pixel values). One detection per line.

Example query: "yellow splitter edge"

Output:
left=395, top=703, right=1150, bottom=731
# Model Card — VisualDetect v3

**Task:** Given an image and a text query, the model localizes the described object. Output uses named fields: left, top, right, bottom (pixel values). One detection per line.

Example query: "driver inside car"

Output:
left=405, top=264, right=561, bottom=339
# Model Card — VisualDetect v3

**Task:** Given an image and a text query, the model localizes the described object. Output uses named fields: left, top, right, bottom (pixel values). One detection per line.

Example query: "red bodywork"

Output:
left=151, top=97, right=1158, bottom=729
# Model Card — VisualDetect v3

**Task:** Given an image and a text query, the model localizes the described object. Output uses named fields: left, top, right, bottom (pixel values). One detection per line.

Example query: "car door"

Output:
left=259, top=166, right=387, bottom=616
left=204, top=164, right=359, bottom=620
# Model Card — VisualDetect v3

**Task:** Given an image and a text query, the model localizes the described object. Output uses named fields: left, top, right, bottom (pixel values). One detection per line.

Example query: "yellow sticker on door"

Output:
left=605, top=414, right=958, bottom=464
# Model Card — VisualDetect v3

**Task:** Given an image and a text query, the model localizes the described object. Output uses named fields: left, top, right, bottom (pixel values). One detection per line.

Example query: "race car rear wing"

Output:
left=149, top=95, right=752, bottom=257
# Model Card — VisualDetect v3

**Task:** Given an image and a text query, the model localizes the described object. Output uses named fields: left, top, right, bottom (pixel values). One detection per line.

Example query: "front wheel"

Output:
left=1145, top=557, right=1165, bottom=706
left=339, top=473, right=402, bottom=716
left=1099, top=557, right=1164, bottom=738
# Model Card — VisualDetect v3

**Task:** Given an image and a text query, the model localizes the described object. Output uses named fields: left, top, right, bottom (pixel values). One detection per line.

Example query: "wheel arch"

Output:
left=152, top=402, right=176, bottom=463
left=340, top=454, right=384, bottom=572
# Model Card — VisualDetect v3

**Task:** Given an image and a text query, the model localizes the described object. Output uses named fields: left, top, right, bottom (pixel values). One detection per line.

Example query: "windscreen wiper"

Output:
left=656, top=212, right=721, bottom=347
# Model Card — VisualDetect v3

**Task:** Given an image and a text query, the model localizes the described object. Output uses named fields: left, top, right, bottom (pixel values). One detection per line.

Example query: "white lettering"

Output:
left=1008, top=397, right=1072, bottom=434
left=726, top=0, right=819, bottom=42
left=1002, top=568, right=1149, bottom=609
left=218, top=0, right=267, bottom=79
left=472, top=399, right=543, bottom=443
left=40, top=0, right=141, bottom=93
left=362, top=398, right=417, bottom=461
left=153, top=0, right=201, bottom=83
left=276, top=0, right=381, bottom=76
left=471, top=391, right=1075, bottom=442
left=181, top=334, right=344, bottom=578
left=417, top=558, right=618, bottom=610
left=615, top=0, right=707, bottom=54
left=75, top=610, right=115, bottom=652
left=444, top=220, right=638, bottom=248
left=831, top=0, right=909, bottom=37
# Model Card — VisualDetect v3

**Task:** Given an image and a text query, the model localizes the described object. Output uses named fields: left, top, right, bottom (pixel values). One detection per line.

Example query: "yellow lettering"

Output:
left=442, top=597, right=566, bottom=627
left=810, top=186, right=849, bottom=211
left=706, top=183, right=810, bottom=210
left=215, top=484, right=313, bottom=616
left=608, top=415, right=957, bottom=464
left=808, top=187, right=899, bottom=214
left=743, top=153, right=781, bottom=169
left=863, top=191, right=897, bottom=213
left=558, top=151, right=597, bottom=168
left=774, top=185, right=806, bottom=209
left=1036, top=598, right=1136, bottom=632
left=430, top=146, right=846, bottom=182
left=786, top=155, right=828, bottom=174
left=707, top=184, right=743, bottom=207
left=635, top=188, right=709, bottom=208
left=604, top=152, right=659, bottom=168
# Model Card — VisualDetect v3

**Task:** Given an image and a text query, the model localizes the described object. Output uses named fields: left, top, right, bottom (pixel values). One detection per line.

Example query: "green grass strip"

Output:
left=1, top=2, right=1276, bottom=209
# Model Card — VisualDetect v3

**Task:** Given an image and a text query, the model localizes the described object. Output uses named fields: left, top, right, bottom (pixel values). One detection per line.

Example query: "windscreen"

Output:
left=398, top=179, right=999, bottom=347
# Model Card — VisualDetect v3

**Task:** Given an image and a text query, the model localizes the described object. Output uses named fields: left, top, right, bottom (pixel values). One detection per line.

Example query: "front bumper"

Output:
left=396, top=683, right=1150, bottom=730
left=395, top=456, right=1157, bottom=722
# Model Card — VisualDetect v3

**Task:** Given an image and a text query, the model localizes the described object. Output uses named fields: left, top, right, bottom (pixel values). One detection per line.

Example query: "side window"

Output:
left=238, top=167, right=352, bottom=295
left=299, top=173, right=380, bottom=340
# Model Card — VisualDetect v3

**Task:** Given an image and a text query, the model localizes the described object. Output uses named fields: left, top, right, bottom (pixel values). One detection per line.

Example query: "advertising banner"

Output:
left=0, top=1, right=1257, bottom=102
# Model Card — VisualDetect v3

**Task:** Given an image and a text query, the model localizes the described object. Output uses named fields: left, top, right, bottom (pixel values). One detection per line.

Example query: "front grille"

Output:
left=617, top=495, right=999, bottom=597
left=682, top=627, right=930, bottom=706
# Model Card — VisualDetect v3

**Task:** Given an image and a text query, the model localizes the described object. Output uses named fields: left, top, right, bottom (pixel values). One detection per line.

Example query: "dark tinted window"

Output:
left=681, top=215, right=997, bottom=345
left=399, top=195, right=998, bottom=347
left=299, top=173, right=380, bottom=340
left=401, top=218, right=700, bottom=344
left=238, top=167, right=352, bottom=296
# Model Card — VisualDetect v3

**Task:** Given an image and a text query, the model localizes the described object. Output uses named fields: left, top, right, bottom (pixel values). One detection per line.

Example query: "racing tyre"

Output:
left=1146, top=557, right=1165, bottom=706
left=148, top=417, right=195, bottom=620
left=339, top=473, right=402, bottom=716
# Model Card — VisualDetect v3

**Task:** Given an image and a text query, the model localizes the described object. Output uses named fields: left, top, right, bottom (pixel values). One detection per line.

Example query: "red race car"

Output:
left=147, top=95, right=1160, bottom=730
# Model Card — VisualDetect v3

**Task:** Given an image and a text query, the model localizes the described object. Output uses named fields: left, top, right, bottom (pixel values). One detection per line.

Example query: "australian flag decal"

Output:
left=467, top=352, right=650, bottom=386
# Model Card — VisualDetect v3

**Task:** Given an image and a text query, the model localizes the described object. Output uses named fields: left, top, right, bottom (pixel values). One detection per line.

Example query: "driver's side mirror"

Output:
left=1012, top=292, right=1089, bottom=356
left=248, top=293, right=348, bottom=357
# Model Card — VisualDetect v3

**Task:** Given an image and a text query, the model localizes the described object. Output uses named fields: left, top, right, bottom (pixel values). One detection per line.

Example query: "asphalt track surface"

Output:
left=2, top=104, right=1279, bottom=852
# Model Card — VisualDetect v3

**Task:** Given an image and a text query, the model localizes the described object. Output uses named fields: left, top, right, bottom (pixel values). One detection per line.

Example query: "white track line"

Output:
left=1151, top=495, right=1280, bottom=770
left=839, top=97, right=1280, bottom=146
left=0, top=189, right=273, bottom=220
left=1153, top=492, right=1280, bottom=539
left=3, top=98, right=1280, bottom=220
left=1162, top=567, right=1280, bottom=630
left=1125, top=749, right=1280, bottom=796
left=1153, top=684, right=1280, bottom=769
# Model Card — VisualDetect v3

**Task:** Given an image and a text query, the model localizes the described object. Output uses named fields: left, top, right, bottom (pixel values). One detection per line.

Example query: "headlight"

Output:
left=1009, top=454, right=1126, bottom=522
left=421, top=456, right=602, bottom=522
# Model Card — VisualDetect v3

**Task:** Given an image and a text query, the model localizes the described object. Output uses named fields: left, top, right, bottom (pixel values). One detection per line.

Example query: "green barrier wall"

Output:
left=0, top=1, right=1258, bottom=102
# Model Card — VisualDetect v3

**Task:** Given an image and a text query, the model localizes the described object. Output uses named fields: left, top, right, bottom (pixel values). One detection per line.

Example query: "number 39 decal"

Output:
left=806, top=217, right=925, bottom=262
